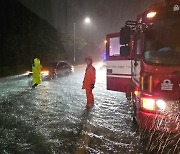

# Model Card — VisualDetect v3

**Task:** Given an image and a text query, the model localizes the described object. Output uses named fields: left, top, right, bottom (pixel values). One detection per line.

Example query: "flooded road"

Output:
left=0, top=64, right=179, bottom=154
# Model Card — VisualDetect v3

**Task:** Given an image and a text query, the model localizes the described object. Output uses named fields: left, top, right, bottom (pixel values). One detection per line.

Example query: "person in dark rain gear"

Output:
left=32, top=58, right=42, bottom=88
left=82, top=56, right=96, bottom=108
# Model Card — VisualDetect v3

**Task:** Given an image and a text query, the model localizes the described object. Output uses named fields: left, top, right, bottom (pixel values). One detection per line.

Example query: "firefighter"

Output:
left=32, top=58, right=42, bottom=88
left=82, top=56, right=96, bottom=108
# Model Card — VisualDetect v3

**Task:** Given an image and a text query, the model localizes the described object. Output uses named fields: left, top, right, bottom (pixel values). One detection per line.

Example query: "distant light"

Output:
left=41, top=70, right=49, bottom=76
left=95, top=62, right=103, bottom=69
left=103, top=52, right=106, bottom=60
left=85, top=17, right=91, bottom=24
left=147, top=12, right=157, bottom=18
left=173, top=5, right=179, bottom=11
left=24, top=71, right=31, bottom=76
left=104, top=40, right=107, bottom=44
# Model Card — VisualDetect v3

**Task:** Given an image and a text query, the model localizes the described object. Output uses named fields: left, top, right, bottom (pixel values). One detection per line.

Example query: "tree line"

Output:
left=0, top=0, right=99, bottom=77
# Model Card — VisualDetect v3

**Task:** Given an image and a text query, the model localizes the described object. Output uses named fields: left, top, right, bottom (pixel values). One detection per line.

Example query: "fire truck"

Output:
left=106, top=0, right=180, bottom=133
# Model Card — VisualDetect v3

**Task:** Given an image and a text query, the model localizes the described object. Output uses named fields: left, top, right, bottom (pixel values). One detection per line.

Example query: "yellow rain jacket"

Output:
left=32, top=58, right=42, bottom=85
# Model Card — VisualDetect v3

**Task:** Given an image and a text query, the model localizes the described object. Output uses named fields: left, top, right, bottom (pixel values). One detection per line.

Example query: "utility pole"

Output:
left=65, top=0, right=68, bottom=34
left=73, top=22, right=76, bottom=63
left=65, top=0, right=71, bottom=34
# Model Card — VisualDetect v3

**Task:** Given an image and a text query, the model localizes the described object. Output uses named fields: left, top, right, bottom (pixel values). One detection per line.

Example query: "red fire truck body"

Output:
left=106, top=0, right=180, bottom=133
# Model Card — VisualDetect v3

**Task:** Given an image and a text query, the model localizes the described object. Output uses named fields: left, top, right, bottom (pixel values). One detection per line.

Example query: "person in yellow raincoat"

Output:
left=82, top=56, right=96, bottom=108
left=32, top=58, right=42, bottom=88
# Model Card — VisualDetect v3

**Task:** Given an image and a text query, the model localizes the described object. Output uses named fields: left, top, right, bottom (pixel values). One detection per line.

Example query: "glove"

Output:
left=91, top=84, right=94, bottom=89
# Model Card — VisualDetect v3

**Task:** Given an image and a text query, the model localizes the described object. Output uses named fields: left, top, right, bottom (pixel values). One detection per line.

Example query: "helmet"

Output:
left=84, top=56, right=93, bottom=62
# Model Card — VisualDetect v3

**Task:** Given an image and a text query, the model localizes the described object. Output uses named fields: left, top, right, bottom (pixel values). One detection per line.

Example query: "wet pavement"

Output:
left=0, top=64, right=179, bottom=154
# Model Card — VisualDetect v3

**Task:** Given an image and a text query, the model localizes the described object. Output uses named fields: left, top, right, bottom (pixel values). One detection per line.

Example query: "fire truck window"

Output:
left=144, top=16, right=180, bottom=66
left=133, top=32, right=141, bottom=57
left=109, top=37, right=120, bottom=56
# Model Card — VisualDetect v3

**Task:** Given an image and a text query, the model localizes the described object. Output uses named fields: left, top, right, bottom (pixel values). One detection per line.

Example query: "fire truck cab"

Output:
left=106, top=0, right=180, bottom=133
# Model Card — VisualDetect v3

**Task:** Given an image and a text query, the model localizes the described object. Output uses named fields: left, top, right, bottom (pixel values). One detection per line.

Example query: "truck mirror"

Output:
left=120, top=26, right=131, bottom=45
left=120, top=46, right=130, bottom=57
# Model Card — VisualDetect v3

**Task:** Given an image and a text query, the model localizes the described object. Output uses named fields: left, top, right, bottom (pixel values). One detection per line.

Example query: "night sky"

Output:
left=18, top=0, right=163, bottom=49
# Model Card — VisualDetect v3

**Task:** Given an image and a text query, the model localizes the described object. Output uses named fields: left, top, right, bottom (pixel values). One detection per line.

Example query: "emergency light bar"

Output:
left=125, top=21, right=137, bottom=30
left=125, top=21, right=137, bottom=26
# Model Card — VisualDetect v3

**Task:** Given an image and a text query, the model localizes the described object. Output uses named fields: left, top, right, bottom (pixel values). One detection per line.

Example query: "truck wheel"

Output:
left=126, top=92, right=132, bottom=101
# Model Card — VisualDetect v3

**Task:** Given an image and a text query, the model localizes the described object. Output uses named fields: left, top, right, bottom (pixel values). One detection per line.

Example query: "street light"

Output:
left=73, top=22, right=76, bottom=63
left=84, top=17, right=91, bottom=24
left=73, top=17, right=91, bottom=63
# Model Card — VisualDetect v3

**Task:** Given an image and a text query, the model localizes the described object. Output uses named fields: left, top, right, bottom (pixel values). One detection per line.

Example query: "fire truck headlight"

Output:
left=156, top=100, right=166, bottom=110
left=142, top=98, right=156, bottom=111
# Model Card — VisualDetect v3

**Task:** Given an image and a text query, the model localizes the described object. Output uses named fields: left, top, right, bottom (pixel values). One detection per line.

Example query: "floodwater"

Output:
left=0, top=64, right=179, bottom=154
